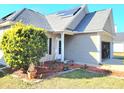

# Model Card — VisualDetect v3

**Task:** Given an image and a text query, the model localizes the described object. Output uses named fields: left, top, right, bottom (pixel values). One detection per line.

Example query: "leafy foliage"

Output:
left=1, top=22, right=48, bottom=69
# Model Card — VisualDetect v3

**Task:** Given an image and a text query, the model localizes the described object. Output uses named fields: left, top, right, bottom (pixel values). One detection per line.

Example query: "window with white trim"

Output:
left=48, top=38, right=52, bottom=55
left=59, top=40, right=61, bottom=54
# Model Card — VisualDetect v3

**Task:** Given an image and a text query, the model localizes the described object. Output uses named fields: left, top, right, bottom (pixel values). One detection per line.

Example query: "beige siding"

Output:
left=64, top=33, right=101, bottom=65
left=100, top=33, right=113, bottom=42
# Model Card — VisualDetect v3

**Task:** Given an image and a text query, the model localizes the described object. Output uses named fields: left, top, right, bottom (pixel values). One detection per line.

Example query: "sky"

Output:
left=0, top=4, right=123, bottom=32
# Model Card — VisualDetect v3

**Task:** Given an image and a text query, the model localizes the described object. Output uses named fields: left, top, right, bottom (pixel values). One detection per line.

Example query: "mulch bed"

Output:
left=69, top=64, right=83, bottom=69
left=68, top=63, right=124, bottom=78
left=10, top=61, right=65, bottom=80
left=5, top=61, right=124, bottom=80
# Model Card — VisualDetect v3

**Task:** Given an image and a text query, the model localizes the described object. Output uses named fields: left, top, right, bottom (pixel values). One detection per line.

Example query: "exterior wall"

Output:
left=0, top=26, right=10, bottom=65
left=100, top=33, right=113, bottom=42
left=64, top=33, right=101, bottom=65
left=39, top=33, right=60, bottom=62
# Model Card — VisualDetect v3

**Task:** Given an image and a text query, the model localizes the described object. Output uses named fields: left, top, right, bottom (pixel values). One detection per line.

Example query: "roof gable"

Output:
left=74, top=9, right=114, bottom=34
left=74, top=12, right=96, bottom=32
left=103, top=9, right=115, bottom=34
left=46, top=5, right=88, bottom=31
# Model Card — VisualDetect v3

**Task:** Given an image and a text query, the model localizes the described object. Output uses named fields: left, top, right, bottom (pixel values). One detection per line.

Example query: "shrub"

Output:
left=1, top=22, right=48, bottom=70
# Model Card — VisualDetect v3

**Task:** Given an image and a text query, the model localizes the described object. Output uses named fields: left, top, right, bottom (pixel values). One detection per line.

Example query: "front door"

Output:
left=55, top=38, right=62, bottom=60
left=102, top=42, right=110, bottom=59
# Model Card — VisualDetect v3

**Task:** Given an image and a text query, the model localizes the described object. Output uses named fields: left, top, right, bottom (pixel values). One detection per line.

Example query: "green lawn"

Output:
left=1, top=69, right=124, bottom=89
left=113, top=52, right=124, bottom=59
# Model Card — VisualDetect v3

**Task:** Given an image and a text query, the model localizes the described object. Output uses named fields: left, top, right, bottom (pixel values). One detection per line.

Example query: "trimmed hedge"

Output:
left=1, top=22, right=48, bottom=70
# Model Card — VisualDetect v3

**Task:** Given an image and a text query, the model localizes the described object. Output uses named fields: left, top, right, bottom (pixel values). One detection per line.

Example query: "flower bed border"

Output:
left=5, top=61, right=124, bottom=82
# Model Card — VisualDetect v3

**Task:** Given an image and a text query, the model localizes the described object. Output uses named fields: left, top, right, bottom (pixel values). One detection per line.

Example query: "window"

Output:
left=49, top=38, right=52, bottom=55
left=59, top=40, right=61, bottom=54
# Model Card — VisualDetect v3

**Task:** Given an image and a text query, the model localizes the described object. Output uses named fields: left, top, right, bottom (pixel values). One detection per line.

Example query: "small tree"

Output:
left=1, top=22, right=48, bottom=70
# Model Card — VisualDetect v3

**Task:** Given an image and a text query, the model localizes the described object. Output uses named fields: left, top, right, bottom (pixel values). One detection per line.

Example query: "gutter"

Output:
left=0, top=21, right=14, bottom=28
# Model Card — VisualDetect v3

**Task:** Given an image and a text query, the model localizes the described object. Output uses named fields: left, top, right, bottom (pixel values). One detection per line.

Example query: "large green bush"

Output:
left=1, top=22, right=48, bottom=69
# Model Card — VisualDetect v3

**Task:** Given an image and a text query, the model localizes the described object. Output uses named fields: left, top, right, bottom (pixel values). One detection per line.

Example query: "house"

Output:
left=113, top=32, right=124, bottom=52
left=0, top=5, right=115, bottom=66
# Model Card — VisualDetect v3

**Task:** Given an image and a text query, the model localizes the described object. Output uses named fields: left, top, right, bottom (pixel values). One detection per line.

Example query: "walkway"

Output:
left=101, top=59, right=124, bottom=72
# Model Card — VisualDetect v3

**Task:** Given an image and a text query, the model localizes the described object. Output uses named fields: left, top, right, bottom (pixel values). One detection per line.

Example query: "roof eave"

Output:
left=47, top=30, right=74, bottom=35
left=0, top=21, right=14, bottom=28
left=73, top=29, right=103, bottom=34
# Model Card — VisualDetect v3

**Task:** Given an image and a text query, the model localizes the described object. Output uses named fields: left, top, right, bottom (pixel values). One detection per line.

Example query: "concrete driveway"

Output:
left=103, top=59, right=124, bottom=65
left=101, top=59, right=124, bottom=71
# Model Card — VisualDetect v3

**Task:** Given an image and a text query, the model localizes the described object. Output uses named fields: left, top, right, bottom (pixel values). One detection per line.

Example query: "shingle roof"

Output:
left=0, top=8, right=52, bottom=30
left=46, top=6, right=114, bottom=34
left=0, top=5, right=114, bottom=34
left=46, top=5, right=88, bottom=31
left=74, top=9, right=112, bottom=32
left=0, top=9, right=24, bottom=22
left=56, top=6, right=81, bottom=17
